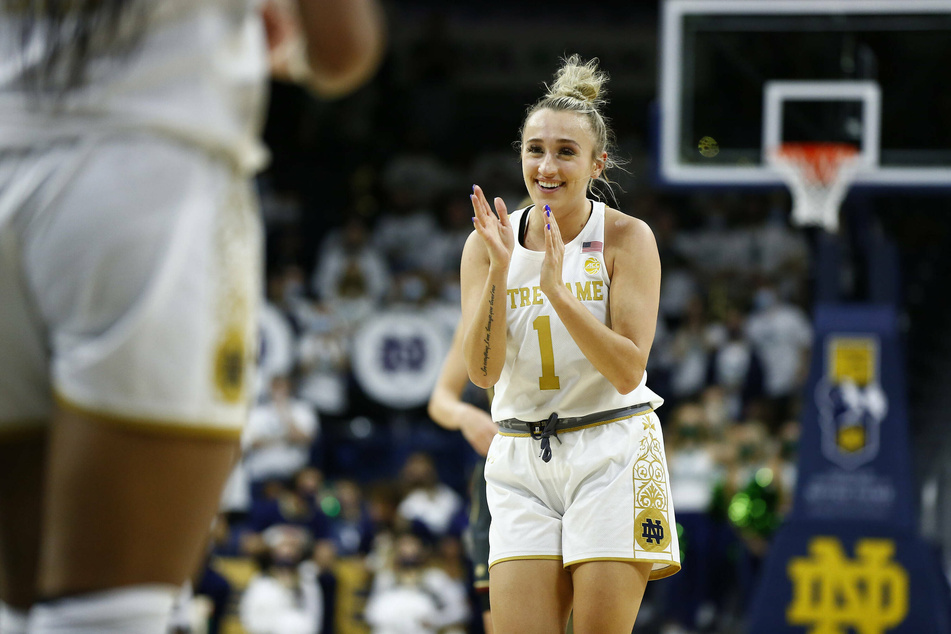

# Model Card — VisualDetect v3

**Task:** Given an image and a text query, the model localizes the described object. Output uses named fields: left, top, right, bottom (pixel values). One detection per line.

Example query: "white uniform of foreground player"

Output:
left=0, top=1, right=383, bottom=632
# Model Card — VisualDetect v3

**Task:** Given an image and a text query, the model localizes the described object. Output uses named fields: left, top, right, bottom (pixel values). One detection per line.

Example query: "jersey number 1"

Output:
left=533, top=315, right=561, bottom=390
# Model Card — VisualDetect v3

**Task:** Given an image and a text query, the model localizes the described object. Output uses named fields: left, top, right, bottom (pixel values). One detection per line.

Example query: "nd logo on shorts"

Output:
left=635, top=509, right=671, bottom=553
left=583, top=257, right=601, bottom=276
left=214, top=326, right=247, bottom=403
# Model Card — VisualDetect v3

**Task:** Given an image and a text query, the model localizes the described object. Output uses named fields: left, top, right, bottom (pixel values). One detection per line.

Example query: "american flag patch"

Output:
left=582, top=241, right=603, bottom=253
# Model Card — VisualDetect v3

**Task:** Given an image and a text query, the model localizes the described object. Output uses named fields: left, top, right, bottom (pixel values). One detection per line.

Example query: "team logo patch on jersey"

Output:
left=583, top=256, right=601, bottom=276
left=213, top=327, right=247, bottom=404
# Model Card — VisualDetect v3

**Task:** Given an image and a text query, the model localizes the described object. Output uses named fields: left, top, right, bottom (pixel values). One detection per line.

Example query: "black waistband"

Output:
left=495, top=403, right=653, bottom=463
left=496, top=403, right=653, bottom=436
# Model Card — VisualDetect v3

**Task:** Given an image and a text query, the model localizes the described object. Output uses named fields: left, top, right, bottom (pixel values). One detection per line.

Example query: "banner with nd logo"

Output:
left=748, top=305, right=951, bottom=633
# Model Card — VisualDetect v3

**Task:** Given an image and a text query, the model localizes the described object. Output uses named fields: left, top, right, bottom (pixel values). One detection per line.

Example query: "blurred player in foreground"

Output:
left=0, top=1, right=383, bottom=632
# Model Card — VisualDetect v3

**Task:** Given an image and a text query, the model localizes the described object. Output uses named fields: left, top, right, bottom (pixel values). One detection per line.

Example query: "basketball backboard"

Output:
left=658, top=0, right=951, bottom=188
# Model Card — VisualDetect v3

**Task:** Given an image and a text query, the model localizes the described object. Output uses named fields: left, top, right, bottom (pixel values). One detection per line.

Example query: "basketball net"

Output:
left=768, top=143, right=861, bottom=233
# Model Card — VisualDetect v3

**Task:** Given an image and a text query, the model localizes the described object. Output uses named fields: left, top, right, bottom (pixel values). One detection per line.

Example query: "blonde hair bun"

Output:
left=547, top=54, right=608, bottom=108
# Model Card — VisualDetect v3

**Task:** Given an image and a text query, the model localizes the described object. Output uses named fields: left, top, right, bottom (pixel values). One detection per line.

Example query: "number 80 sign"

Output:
left=352, top=311, right=450, bottom=409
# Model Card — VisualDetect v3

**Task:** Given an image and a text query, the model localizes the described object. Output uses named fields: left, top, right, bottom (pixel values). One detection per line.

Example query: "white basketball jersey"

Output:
left=491, top=201, right=663, bottom=422
left=0, top=0, right=268, bottom=172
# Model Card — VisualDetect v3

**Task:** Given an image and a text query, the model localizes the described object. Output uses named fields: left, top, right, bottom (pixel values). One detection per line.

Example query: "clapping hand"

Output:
left=539, top=204, right=566, bottom=297
left=470, top=185, right=513, bottom=270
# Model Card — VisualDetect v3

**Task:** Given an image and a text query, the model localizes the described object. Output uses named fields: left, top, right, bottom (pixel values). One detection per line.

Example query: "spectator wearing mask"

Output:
left=363, top=531, right=470, bottom=634
left=395, top=452, right=465, bottom=540
left=243, top=375, right=319, bottom=489
left=240, top=525, right=323, bottom=634
left=704, top=304, right=765, bottom=422
left=745, top=283, right=812, bottom=429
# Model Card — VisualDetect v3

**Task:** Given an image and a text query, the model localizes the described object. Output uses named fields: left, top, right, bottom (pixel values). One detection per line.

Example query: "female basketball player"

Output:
left=0, top=2, right=382, bottom=632
left=460, top=55, right=680, bottom=633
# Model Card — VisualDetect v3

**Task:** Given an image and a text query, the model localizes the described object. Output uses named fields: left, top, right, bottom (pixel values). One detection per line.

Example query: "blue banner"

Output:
left=748, top=304, right=951, bottom=633
left=791, top=304, right=915, bottom=526
left=750, top=522, right=951, bottom=633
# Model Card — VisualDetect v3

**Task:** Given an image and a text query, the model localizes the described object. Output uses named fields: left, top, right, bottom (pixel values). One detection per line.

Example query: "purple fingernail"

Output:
left=547, top=223, right=551, bottom=230
left=544, top=204, right=551, bottom=212
left=472, top=184, right=477, bottom=192
left=546, top=209, right=550, bottom=217
left=471, top=216, right=476, bottom=222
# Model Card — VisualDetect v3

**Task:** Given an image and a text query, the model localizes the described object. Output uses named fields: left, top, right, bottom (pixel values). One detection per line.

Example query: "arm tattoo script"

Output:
left=480, top=285, right=496, bottom=376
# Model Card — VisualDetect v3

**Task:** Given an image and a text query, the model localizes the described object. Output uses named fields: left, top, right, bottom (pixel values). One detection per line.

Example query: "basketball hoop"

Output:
left=768, top=143, right=861, bottom=233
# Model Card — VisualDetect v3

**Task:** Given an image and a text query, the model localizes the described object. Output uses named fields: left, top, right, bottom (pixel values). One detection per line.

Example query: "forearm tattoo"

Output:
left=481, top=284, right=496, bottom=376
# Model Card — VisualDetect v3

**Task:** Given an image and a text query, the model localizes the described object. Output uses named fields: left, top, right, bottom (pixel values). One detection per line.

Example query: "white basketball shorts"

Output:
left=0, top=134, right=261, bottom=438
left=484, top=410, right=681, bottom=580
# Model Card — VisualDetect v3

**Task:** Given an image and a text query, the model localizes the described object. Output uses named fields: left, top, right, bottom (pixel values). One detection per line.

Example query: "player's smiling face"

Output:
left=521, top=108, right=603, bottom=212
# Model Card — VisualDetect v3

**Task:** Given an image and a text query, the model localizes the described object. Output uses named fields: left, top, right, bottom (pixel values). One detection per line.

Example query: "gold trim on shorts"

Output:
left=488, top=554, right=563, bottom=569
left=565, top=556, right=681, bottom=580
left=489, top=554, right=680, bottom=580
left=55, top=392, right=244, bottom=441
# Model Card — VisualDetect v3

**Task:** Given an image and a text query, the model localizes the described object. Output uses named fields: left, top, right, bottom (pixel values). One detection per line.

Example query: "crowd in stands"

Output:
left=162, top=147, right=817, bottom=634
